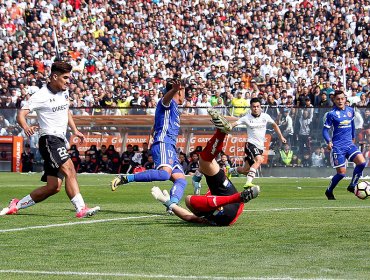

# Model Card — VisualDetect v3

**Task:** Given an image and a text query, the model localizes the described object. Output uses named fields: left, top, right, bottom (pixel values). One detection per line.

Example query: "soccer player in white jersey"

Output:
left=0, top=62, right=100, bottom=218
left=227, top=98, right=286, bottom=188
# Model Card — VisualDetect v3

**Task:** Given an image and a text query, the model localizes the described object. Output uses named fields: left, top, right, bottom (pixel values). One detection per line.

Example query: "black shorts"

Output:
left=244, top=142, right=263, bottom=166
left=39, top=135, right=69, bottom=182
left=200, top=169, right=243, bottom=226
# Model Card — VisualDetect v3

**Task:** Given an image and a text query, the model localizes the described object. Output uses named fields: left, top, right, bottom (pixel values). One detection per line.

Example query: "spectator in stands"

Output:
left=179, top=152, right=189, bottom=172
left=291, top=155, right=302, bottom=168
left=280, top=108, right=294, bottom=146
left=21, top=143, right=34, bottom=172
left=98, top=145, right=107, bottom=161
left=231, top=91, right=249, bottom=117
left=217, top=153, right=231, bottom=171
left=120, top=144, right=135, bottom=174
left=141, top=142, right=150, bottom=166
left=98, top=154, right=113, bottom=174
left=85, top=145, right=99, bottom=166
left=79, top=155, right=97, bottom=173
left=311, top=147, right=326, bottom=167
left=186, top=151, right=200, bottom=175
left=68, top=144, right=81, bottom=172
left=143, top=155, right=155, bottom=170
left=298, top=110, right=313, bottom=156
left=301, top=152, right=312, bottom=167
left=279, top=144, right=294, bottom=167
left=106, top=145, right=121, bottom=174
left=196, top=93, right=211, bottom=115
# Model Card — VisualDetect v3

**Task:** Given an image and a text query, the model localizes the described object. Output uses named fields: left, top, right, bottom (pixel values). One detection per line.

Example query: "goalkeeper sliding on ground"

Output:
left=151, top=109, right=259, bottom=226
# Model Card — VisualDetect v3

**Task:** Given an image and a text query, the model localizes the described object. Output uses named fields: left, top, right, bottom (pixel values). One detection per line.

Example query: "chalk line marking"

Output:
left=0, top=215, right=160, bottom=233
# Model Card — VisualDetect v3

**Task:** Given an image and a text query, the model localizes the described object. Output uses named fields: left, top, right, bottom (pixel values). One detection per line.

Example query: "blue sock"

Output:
left=350, top=162, right=366, bottom=187
left=327, top=173, right=345, bottom=192
left=170, top=178, right=187, bottom=204
left=128, top=170, right=171, bottom=182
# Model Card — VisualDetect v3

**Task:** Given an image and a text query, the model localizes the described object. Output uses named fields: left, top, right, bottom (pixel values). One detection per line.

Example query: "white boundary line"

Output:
left=244, top=205, right=370, bottom=212
left=0, top=269, right=345, bottom=280
left=0, top=215, right=160, bottom=233
left=1, top=205, right=369, bottom=234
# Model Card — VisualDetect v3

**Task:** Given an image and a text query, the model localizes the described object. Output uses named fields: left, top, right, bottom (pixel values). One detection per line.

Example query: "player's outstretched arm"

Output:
left=162, top=80, right=182, bottom=106
left=68, top=110, right=85, bottom=144
left=151, top=187, right=204, bottom=223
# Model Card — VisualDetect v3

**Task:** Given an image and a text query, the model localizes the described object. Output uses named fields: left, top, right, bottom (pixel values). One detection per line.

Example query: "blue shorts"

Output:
left=330, top=144, right=361, bottom=168
left=151, top=142, right=184, bottom=172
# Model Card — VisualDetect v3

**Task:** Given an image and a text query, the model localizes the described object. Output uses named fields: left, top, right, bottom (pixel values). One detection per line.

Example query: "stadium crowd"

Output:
left=1, top=0, right=370, bottom=172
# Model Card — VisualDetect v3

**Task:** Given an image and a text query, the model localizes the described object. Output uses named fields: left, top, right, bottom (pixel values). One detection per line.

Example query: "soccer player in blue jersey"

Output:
left=323, top=90, right=366, bottom=200
left=111, top=78, right=187, bottom=205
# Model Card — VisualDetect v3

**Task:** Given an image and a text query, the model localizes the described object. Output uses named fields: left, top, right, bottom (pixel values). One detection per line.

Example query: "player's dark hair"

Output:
left=250, top=97, right=261, bottom=105
left=333, top=90, right=345, bottom=97
left=51, top=61, right=72, bottom=74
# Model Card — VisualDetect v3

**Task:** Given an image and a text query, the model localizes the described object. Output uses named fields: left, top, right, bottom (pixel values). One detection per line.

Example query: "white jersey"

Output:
left=22, top=85, right=70, bottom=139
left=236, top=112, right=275, bottom=150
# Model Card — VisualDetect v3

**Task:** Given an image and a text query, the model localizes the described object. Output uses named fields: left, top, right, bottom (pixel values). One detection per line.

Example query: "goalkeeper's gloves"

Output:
left=151, top=186, right=176, bottom=210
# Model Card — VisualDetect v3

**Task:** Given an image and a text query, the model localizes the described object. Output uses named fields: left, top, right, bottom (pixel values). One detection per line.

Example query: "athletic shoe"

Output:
left=0, top=198, right=20, bottom=216
left=207, top=108, right=232, bottom=133
left=240, top=186, right=260, bottom=203
left=243, top=181, right=258, bottom=189
left=111, top=175, right=128, bottom=191
left=325, top=189, right=336, bottom=200
left=347, top=185, right=355, bottom=193
left=76, top=206, right=100, bottom=218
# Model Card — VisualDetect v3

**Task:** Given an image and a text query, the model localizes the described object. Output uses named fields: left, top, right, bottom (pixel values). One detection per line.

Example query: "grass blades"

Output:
left=0, top=173, right=369, bottom=279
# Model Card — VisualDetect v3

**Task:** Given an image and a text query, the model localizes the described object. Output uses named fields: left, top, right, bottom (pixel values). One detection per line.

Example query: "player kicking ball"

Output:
left=0, top=62, right=100, bottom=218
left=151, top=109, right=260, bottom=226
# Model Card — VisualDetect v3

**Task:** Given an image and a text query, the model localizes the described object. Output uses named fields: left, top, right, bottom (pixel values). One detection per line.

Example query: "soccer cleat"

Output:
left=76, top=206, right=100, bottom=218
left=242, top=181, right=258, bottom=189
left=325, top=189, right=336, bottom=200
left=111, top=175, right=128, bottom=191
left=240, top=186, right=260, bottom=203
left=0, top=198, right=20, bottom=216
left=207, top=108, right=232, bottom=133
left=347, top=185, right=355, bottom=193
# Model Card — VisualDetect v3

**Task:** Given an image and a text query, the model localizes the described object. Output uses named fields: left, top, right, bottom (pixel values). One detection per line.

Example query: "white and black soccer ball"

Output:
left=354, top=181, right=370, bottom=200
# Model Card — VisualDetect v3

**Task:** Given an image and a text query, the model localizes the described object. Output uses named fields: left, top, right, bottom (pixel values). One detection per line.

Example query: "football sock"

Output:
left=16, top=194, right=36, bottom=210
left=169, top=178, right=187, bottom=204
left=129, top=169, right=171, bottom=182
left=246, top=167, right=256, bottom=183
left=189, top=193, right=242, bottom=212
left=349, top=162, right=366, bottom=187
left=200, top=129, right=226, bottom=162
left=71, top=193, right=85, bottom=212
left=327, top=173, right=345, bottom=192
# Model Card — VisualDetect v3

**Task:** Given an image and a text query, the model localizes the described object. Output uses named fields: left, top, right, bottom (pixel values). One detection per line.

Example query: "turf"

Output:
left=0, top=173, right=369, bottom=280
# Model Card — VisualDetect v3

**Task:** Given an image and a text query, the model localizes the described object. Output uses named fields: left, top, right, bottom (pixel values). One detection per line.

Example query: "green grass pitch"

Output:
left=0, top=173, right=369, bottom=280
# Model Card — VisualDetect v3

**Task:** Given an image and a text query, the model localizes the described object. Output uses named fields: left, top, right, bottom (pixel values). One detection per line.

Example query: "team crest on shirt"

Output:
left=169, top=159, right=174, bottom=165
left=65, top=95, right=69, bottom=100
left=347, top=111, right=352, bottom=117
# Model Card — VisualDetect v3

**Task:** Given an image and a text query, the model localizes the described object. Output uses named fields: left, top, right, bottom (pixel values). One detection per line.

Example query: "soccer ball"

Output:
left=354, top=181, right=370, bottom=200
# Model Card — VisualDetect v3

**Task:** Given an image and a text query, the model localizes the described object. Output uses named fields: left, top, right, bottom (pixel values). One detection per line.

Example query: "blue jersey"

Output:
left=323, top=106, right=355, bottom=149
left=152, top=98, right=180, bottom=146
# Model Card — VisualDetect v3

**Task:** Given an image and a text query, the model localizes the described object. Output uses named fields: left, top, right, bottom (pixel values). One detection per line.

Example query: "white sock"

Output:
left=71, top=193, right=86, bottom=212
left=247, top=167, right=256, bottom=183
left=16, top=195, right=36, bottom=210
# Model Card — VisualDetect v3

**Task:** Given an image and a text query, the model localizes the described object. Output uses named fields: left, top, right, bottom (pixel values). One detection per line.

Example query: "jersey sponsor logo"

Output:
left=52, top=104, right=68, bottom=112
left=50, top=98, right=56, bottom=102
